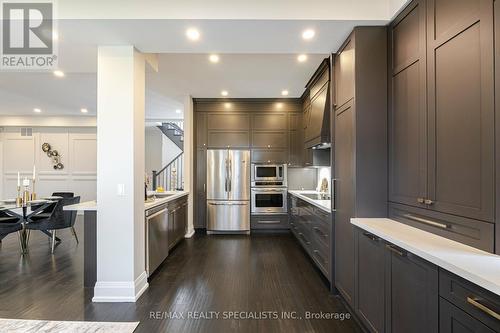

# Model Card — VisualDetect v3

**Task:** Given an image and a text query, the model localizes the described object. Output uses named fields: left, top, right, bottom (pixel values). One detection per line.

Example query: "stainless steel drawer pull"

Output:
left=313, top=250, right=326, bottom=264
left=467, top=297, right=500, bottom=321
left=363, top=232, right=381, bottom=242
left=258, top=220, right=280, bottom=224
left=298, top=233, right=311, bottom=245
left=403, top=214, right=449, bottom=230
left=386, top=244, right=407, bottom=257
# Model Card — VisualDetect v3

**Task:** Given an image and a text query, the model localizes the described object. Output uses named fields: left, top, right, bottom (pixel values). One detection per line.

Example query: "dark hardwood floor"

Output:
left=0, top=218, right=361, bottom=333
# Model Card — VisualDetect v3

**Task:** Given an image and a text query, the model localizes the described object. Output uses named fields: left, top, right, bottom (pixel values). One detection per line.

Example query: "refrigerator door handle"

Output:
left=228, top=156, right=232, bottom=193
left=225, top=157, right=228, bottom=193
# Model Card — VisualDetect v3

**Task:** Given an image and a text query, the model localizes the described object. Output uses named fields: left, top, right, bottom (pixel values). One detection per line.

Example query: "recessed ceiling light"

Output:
left=33, top=108, right=41, bottom=113
left=297, top=54, right=308, bottom=62
left=53, top=70, right=65, bottom=77
left=281, top=90, right=289, bottom=96
left=302, top=29, right=315, bottom=40
left=175, top=109, right=182, bottom=114
left=80, top=108, right=88, bottom=113
left=209, top=54, right=219, bottom=63
left=186, top=28, right=200, bottom=41
left=221, top=90, right=228, bottom=97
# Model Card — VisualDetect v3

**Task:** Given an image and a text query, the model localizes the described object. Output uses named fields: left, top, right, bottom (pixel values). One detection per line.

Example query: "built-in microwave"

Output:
left=251, top=164, right=287, bottom=185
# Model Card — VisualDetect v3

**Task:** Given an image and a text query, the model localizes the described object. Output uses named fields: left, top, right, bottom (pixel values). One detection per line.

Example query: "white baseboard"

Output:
left=185, top=228, right=195, bottom=238
left=92, top=271, right=149, bottom=303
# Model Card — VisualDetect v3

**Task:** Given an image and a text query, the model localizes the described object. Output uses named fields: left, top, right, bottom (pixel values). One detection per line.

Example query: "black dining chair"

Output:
left=52, top=192, right=74, bottom=198
left=0, top=211, right=23, bottom=251
left=26, top=196, right=80, bottom=253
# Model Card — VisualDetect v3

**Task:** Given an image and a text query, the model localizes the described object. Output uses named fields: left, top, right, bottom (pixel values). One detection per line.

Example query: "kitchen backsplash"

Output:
left=287, top=168, right=317, bottom=190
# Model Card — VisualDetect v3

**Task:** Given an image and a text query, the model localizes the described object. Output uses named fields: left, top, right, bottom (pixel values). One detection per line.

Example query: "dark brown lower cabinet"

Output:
left=167, top=197, right=188, bottom=249
left=440, top=299, right=496, bottom=333
left=355, top=229, right=385, bottom=333
left=386, top=247, right=438, bottom=333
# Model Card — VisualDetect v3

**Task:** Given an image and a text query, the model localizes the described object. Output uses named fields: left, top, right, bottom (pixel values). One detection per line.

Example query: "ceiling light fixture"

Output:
left=221, top=90, right=229, bottom=97
left=175, top=109, right=182, bottom=114
left=186, top=28, right=200, bottom=41
left=297, top=54, right=308, bottom=62
left=302, top=29, right=315, bottom=40
left=81, top=108, right=88, bottom=113
left=281, top=90, right=289, bottom=96
left=53, top=70, right=65, bottom=77
left=33, top=108, right=41, bottom=113
left=209, top=54, right=220, bottom=63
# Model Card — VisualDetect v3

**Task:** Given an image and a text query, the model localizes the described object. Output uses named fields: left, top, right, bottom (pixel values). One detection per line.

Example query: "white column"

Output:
left=94, top=46, right=148, bottom=302
left=183, top=95, right=195, bottom=238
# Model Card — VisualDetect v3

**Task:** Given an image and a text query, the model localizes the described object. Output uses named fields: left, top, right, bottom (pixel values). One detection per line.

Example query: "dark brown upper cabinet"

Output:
left=335, top=39, right=355, bottom=109
left=426, top=0, right=495, bottom=223
left=195, top=112, right=207, bottom=148
left=389, top=0, right=495, bottom=228
left=389, top=0, right=428, bottom=208
left=252, top=113, right=287, bottom=131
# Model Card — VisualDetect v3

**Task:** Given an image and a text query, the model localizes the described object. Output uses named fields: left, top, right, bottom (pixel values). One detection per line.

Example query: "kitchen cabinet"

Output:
left=195, top=112, right=207, bottom=148
left=388, top=0, right=427, bottom=208
left=288, top=113, right=304, bottom=167
left=355, top=229, right=385, bottom=333
left=305, top=83, right=329, bottom=145
left=388, top=0, right=496, bottom=251
left=194, top=148, right=206, bottom=229
left=207, top=113, right=250, bottom=130
left=333, top=27, right=388, bottom=309
left=251, top=149, right=287, bottom=164
left=288, top=194, right=331, bottom=281
left=167, top=196, right=188, bottom=249
left=252, top=113, right=287, bottom=131
left=207, top=131, right=250, bottom=148
left=440, top=299, right=496, bottom=333
left=251, top=131, right=287, bottom=149
left=250, top=214, right=289, bottom=230
left=426, top=0, right=495, bottom=223
left=386, top=244, right=438, bottom=333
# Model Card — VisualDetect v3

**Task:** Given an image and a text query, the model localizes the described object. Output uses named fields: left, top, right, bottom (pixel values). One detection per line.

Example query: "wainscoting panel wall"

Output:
left=0, top=127, right=97, bottom=202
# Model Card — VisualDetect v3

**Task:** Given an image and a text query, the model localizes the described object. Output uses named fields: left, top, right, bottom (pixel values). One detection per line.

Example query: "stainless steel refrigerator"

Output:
left=206, top=149, right=250, bottom=233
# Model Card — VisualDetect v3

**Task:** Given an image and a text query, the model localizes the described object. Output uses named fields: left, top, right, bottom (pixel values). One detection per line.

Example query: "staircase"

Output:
left=153, top=121, right=184, bottom=191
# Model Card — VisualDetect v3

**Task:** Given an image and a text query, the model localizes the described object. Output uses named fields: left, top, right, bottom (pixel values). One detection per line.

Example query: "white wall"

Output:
left=145, top=126, right=163, bottom=177
left=0, top=126, right=97, bottom=201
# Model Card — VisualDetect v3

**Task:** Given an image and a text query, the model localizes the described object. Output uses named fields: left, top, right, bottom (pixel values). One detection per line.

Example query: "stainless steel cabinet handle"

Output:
left=386, top=244, right=407, bottom=257
left=313, top=250, right=326, bottom=264
left=363, top=232, right=381, bottom=242
left=313, top=227, right=327, bottom=238
left=467, top=297, right=500, bottom=321
left=332, top=178, right=338, bottom=212
left=403, top=214, right=449, bottom=230
left=298, top=233, right=311, bottom=245
left=258, top=220, right=280, bottom=224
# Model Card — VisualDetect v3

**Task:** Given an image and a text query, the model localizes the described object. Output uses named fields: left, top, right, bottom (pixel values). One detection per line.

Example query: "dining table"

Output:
left=0, top=197, right=62, bottom=254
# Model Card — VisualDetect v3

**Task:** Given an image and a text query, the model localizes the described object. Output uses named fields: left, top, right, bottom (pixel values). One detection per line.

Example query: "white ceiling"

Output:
left=0, top=1, right=410, bottom=119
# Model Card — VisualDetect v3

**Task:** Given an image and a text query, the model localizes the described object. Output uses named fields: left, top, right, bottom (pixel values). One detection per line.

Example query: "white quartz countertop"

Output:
left=144, top=191, right=189, bottom=210
left=351, top=218, right=500, bottom=296
left=63, top=200, right=97, bottom=211
left=63, top=191, right=189, bottom=212
left=288, top=190, right=331, bottom=213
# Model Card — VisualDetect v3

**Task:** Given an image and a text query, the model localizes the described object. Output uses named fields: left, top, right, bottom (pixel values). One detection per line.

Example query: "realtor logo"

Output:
left=1, top=1, right=57, bottom=70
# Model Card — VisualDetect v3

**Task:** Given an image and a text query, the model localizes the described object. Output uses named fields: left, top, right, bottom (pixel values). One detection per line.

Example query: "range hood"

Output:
left=304, top=58, right=331, bottom=149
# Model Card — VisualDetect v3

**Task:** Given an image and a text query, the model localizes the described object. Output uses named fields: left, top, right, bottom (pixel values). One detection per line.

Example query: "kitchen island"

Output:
left=64, top=191, right=189, bottom=288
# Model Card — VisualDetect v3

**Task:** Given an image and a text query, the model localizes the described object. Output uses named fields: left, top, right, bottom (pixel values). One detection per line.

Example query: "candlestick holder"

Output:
left=31, top=179, right=37, bottom=201
left=16, top=186, right=22, bottom=207
left=23, top=186, right=30, bottom=207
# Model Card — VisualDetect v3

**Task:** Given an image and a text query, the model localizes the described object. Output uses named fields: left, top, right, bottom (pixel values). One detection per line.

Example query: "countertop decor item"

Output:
left=42, top=142, right=64, bottom=170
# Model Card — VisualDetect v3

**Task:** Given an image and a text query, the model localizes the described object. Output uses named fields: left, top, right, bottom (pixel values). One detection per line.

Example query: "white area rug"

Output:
left=0, top=319, right=139, bottom=333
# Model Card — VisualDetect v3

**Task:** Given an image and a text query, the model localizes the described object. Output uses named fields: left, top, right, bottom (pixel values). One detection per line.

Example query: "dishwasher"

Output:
left=145, top=204, right=169, bottom=277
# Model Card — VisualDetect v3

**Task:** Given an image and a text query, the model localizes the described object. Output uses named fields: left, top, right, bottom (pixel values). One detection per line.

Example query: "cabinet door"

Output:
left=356, top=230, right=385, bottom=333
left=195, top=149, right=206, bottom=229
left=252, top=131, right=287, bottom=149
left=427, top=0, right=495, bottom=222
left=389, top=0, right=428, bottom=208
left=387, top=246, right=438, bottom=333
left=195, top=112, right=207, bottom=148
left=440, top=299, right=496, bottom=333
left=335, top=37, right=355, bottom=109
left=252, top=113, right=287, bottom=131
left=334, top=100, right=355, bottom=307
left=168, top=209, right=175, bottom=249
left=251, top=149, right=287, bottom=163
left=288, top=113, right=303, bottom=167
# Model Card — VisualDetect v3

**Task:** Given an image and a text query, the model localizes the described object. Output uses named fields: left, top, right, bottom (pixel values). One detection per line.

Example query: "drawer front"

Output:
left=311, top=240, right=330, bottom=280
left=311, top=216, right=330, bottom=250
left=440, top=298, right=496, bottom=333
left=440, top=270, right=500, bottom=331
left=389, top=203, right=494, bottom=252
left=251, top=214, right=289, bottom=230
